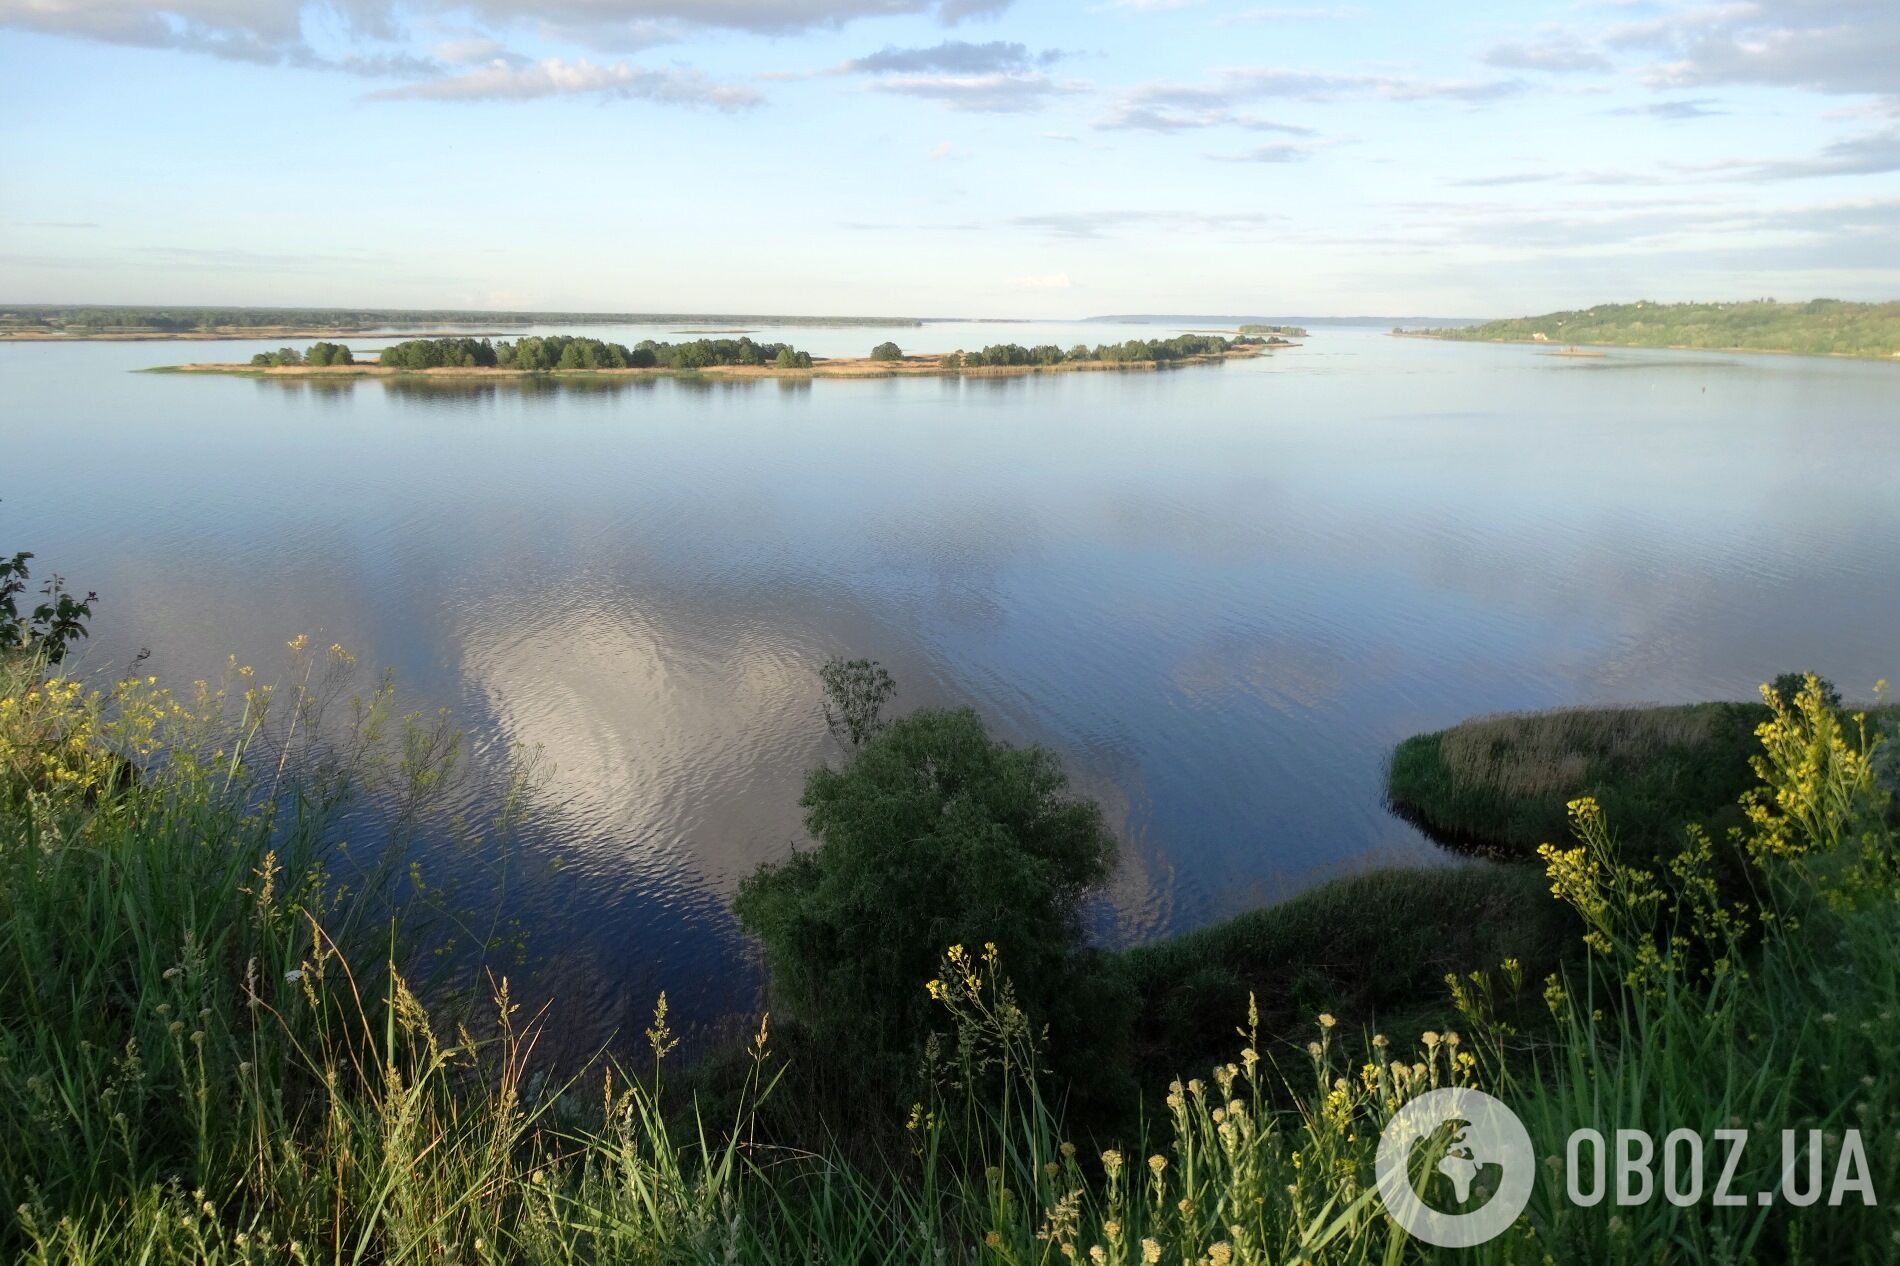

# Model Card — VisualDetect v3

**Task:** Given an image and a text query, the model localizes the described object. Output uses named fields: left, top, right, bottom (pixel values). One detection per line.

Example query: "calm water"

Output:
left=6, top=322, right=1897, bottom=1041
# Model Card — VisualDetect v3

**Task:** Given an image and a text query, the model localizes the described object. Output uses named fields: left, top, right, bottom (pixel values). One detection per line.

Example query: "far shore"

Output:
left=3, top=328, right=513, bottom=342
left=1391, top=329, right=1900, bottom=362
left=150, top=345, right=1279, bottom=380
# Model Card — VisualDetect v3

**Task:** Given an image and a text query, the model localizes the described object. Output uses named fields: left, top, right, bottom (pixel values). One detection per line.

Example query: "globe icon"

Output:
left=1376, top=1088, right=1535, bottom=1248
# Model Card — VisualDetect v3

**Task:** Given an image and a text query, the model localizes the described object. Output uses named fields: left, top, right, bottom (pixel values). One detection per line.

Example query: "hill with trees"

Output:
left=1409, top=299, right=1900, bottom=359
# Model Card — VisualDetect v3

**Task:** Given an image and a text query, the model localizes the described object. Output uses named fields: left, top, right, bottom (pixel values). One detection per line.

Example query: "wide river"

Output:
left=7, top=320, right=1897, bottom=1042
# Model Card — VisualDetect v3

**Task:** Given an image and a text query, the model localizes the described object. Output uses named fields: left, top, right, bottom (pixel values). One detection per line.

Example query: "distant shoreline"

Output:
left=2, top=328, right=513, bottom=343
left=1391, top=330, right=1900, bottom=363
left=151, top=345, right=1278, bottom=381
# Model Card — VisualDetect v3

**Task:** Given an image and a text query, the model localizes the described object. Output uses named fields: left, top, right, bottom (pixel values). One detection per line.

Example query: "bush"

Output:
left=1117, top=864, right=1575, bottom=1079
left=0, top=551, right=94, bottom=662
left=733, top=696, right=1117, bottom=1106
left=1768, top=670, right=1841, bottom=711
left=869, top=341, right=903, bottom=362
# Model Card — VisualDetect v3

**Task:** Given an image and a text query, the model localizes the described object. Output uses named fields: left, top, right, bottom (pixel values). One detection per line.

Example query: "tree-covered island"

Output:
left=156, top=332, right=1283, bottom=380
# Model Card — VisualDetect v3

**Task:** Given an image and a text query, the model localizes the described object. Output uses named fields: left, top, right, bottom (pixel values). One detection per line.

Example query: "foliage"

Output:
left=0, top=551, right=94, bottom=663
left=1768, top=669, right=1842, bottom=712
left=7, top=596, right=1898, bottom=1264
left=956, top=334, right=1254, bottom=368
left=816, top=655, right=895, bottom=750
left=1238, top=324, right=1307, bottom=336
left=1414, top=299, right=1900, bottom=359
left=380, top=337, right=500, bottom=369
left=372, top=335, right=815, bottom=372
left=304, top=340, right=353, bottom=367
left=732, top=705, right=1118, bottom=1104
left=1116, top=864, right=1574, bottom=1082
left=250, top=342, right=353, bottom=368
left=869, top=341, right=904, bottom=362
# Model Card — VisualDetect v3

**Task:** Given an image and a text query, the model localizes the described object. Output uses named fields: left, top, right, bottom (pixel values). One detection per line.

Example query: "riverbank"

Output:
left=151, top=345, right=1277, bottom=380
left=1386, top=694, right=1900, bottom=862
left=7, top=642, right=1892, bottom=1262
left=1394, top=330, right=1900, bottom=361
left=1397, top=298, right=1900, bottom=361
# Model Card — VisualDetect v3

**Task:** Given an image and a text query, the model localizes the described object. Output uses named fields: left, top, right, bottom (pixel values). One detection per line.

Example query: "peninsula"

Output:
left=1400, top=298, right=1900, bottom=360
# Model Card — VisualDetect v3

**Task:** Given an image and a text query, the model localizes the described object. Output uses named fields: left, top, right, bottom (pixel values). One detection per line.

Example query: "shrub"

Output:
left=0, top=550, right=93, bottom=662
left=1768, top=670, right=1841, bottom=711
left=869, top=341, right=903, bottom=362
left=733, top=699, right=1117, bottom=1104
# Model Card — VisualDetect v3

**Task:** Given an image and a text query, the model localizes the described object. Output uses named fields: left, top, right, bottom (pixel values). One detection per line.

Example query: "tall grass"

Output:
left=4, top=649, right=1894, bottom=1263
left=1388, top=702, right=1771, bottom=860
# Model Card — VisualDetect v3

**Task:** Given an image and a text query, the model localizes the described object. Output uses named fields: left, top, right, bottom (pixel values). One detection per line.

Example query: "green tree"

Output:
left=734, top=695, right=1119, bottom=1099
left=869, top=341, right=903, bottom=362
left=817, top=656, right=895, bottom=750
left=1769, top=671, right=1842, bottom=712
left=304, top=341, right=352, bottom=367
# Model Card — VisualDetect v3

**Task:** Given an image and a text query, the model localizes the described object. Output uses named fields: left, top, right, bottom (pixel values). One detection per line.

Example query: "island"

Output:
left=1398, top=298, right=1900, bottom=360
left=150, top=332, right=1289, bottom=380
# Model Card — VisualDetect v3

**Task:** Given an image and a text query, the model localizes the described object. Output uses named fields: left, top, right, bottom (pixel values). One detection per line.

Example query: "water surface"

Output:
left=7, top=322, right=1896, bottom=1040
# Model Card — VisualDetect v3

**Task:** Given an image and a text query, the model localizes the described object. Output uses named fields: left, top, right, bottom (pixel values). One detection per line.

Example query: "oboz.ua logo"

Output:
left=1375, top=1089, right=1881, bottom=1247
left=1375, top=1088, right=1536, bottom=1248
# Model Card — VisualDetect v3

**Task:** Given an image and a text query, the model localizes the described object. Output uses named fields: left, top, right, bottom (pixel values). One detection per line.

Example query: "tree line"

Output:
left=376, top=335, right=814, bottom=372
left=939, top=332, right=1264, bottom=368
left=249, top=342, right=353, bottom=368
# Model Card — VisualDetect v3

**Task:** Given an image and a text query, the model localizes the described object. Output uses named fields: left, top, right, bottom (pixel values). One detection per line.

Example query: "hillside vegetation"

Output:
left=1411, top=299, right=1900, bottom=359
left=4, top=555, right=1896, bottom=1262
left=1388, top=683, right=1900, bottom=863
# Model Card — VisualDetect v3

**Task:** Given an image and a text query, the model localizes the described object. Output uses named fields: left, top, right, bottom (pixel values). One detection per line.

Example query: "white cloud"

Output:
left=369, top=57, right=762, bottom=107
left=1483, top=37, right=1610, bottom=74
left=865, top=70, right=1084, bottom=112
left=1207, top=140, right=1323, bottom=162
left=1611, top=1, right=1900, bottom=99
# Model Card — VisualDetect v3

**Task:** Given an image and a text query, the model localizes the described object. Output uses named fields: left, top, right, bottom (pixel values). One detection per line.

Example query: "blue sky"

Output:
left=2, top=0, right=1896, bottom=316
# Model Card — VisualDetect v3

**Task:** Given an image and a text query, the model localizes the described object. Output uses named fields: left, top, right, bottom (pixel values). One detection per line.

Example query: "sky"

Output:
left=1, top=0, right=1896, bottom=317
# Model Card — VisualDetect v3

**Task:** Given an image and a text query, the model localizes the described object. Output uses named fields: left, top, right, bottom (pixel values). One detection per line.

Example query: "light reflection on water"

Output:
left=6, top=322, right=1898, bottom=1048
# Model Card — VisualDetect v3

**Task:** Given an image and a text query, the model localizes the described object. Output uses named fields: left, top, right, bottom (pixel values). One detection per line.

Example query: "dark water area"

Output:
left=7, top=321, right=1897, bottom=1049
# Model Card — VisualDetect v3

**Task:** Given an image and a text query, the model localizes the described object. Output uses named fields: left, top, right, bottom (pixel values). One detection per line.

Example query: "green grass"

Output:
left=1117, top=864, right=1576, bottom=1079
left=1410, top=298, right=1900, bottom=359
left=1387, top=703, right=1771, bottom=861
left=6, top=651, right=1897, bottom=1263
